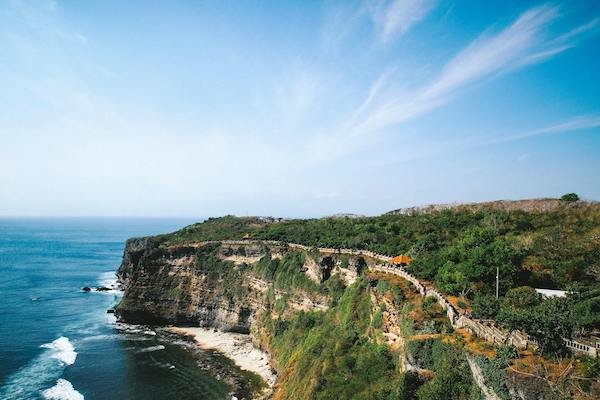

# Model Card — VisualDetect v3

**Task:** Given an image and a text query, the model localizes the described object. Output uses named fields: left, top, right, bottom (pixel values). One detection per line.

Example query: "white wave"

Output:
left=94, top=271, right=121, bottom=294
left=41, top=337, right=77, bottom=365
left=42, top=379, right=84, bottom=400
left=97, top=271, right=117, bottom=288
left=114, top=322, right=142, bottom=333
left=136, top=345, right=165, bottom=353
left=0, top=338, right=76, bottom=399
left=79, top=334, right=113, bottom=342
left=114, top=322, right=156, bottom=336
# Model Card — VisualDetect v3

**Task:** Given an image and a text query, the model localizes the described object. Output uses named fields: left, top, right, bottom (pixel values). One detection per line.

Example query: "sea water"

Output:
left=0, top=218, right=245, bottom=400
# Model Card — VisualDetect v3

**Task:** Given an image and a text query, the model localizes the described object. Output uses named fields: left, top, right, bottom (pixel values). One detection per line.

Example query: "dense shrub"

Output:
left=561, top=193, right=579, bottom=202
left=254, top=252, right=320, bottom=292
left=471, top=293, right=500, bottom=319
left=475, top=346, right=517, bottom=400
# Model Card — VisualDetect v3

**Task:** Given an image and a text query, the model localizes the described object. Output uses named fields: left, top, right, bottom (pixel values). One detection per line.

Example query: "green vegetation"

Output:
left=166, top=287, right=187, bottom=300
left=561, top=193, right=580, bottom=202
left=263, top=278, right=402, bottom=399
left=579, top=356, right=600, bottom=392
left=323, top=273, right=346, bottom=306
left=192, top=244, right=250, bottom=301
left=495, top=286, right=599, bottom=353
left=474, top=346, right=517, bottom=400
left=261, top=278, right=478, bottom=399
left=406, top=338, right=476, bottom=400
left=253, top=251, right=320, bottom=292
left=164, top=200, right=600, bottom=353
left=407, top=338, right=438, bottom=369
left=165, top=202, right=600, bottom=295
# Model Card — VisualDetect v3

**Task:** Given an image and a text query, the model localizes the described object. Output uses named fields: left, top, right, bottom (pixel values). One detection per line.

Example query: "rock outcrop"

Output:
left=115, top=239, right=332, bottom=332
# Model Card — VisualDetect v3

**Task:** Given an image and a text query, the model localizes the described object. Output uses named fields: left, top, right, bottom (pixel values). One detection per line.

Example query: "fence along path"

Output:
left=195, top=240, right=598, bottom=356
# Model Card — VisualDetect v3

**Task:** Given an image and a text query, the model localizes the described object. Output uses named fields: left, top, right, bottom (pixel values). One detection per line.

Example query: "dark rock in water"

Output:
left=96, top=286, right=111, bottom=291
left=107, top=309, right=115, bottom=314
left=82, top=286, right=92, bottom=292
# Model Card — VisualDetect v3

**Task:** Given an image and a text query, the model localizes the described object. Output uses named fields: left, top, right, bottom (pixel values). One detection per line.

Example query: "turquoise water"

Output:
left=0, top=218, right=243, bottom=400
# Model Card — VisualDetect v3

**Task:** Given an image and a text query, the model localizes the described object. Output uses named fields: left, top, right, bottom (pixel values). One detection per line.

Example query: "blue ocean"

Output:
left=0, top=218, right=250, bottom=400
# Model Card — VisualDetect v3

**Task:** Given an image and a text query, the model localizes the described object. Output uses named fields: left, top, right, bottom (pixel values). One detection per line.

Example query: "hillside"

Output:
left=116, top=198, right=600, bottom=399
left=166, top=198, right=600, bottom=292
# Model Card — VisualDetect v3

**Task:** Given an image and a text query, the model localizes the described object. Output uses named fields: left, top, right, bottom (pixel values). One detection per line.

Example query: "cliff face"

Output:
left=117, top=238, right=254, bottom=331
left=115, top=239, right=336, bottom=332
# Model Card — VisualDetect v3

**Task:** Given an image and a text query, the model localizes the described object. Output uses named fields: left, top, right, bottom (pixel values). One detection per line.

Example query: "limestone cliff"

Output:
left=115, top=238, right=358, bottom=331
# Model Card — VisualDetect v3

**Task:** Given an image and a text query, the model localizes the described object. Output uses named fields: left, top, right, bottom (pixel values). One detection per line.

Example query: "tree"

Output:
left=498, top=287, right=541, bottom=334
left=569, top=290, right=600, bottom=334
left=436, top=261, right=470, bottom=296
left=498, top=287, right=573, bottom=353
left=529, top=297, right=572, bottom=353
left=561, top=193, right=579, bottom=202
left=502, top=286, right=542, bottom=309
left=471, top=293, right=500, bottom=319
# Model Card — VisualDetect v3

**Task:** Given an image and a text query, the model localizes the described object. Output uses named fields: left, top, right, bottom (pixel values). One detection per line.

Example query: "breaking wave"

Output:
left=0, top=337, right=78, bottom=400
left=42, top=379, right=84, bottom=400
left=41, top=337, right=77, bottom=365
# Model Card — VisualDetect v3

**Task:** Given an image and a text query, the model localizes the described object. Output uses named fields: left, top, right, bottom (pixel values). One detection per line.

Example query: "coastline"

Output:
left=168, top=327, right=276, bottom=390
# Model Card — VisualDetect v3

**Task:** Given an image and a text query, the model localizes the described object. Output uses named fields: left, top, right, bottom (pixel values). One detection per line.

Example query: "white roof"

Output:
left=535, top=288, right=567, bottom=298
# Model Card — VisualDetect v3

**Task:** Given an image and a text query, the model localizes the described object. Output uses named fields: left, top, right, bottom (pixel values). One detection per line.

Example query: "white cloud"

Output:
left=487, top=115, right=600, bottom=144
left=344, top=4, right=598, bottom=139
left=423, top=5, right=557, bottom=99
left=370, top=0, right=436, bottom=43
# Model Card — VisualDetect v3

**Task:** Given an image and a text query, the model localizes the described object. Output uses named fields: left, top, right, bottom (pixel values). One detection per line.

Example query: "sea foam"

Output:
left=137, top=345, right=165, bottom=353
left=41, top=337, right=77, bottom=365
left=42, top=379, right=84, bottom=400
left=0, top=337, right=77, bottom=399
left=96, top=271, right=119, bottom=292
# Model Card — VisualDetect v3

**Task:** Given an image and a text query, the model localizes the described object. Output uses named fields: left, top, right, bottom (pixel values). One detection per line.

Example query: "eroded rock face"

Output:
left=115, top=239, right=330, bottom=332
left=116, top=238, right=265, bottom=332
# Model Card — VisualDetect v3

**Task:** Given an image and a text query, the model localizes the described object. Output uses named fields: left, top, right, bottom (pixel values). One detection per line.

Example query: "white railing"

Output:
left=563, top=339, right=598, bottom=357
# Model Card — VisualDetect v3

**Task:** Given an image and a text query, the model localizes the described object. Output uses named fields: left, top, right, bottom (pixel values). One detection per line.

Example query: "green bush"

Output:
left=375, top=279, right=391, bottom=295
left=471, top=293, right=500, bottom=319
left=561, top=193, right=579, bottom=202
left=254, top=252, right=320, bottom=292
left=407, top=338, right=437, bottom=369
left=372, top=305, right=385, bottom=329
left=416, top=341, right=474, bottom=400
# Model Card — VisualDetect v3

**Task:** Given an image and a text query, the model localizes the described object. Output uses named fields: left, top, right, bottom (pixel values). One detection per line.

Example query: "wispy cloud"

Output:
left=344, top=4, right=598, bottom=139
left=423, top=5, right=557, bottom=98
left=369, top=0, right=436, bottom=43
left=372, top=114, right=600, bottom=168
left=487, top=115, right=600, bottom=144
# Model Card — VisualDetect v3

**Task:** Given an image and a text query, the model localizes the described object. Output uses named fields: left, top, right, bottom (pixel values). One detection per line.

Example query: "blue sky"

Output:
left=1, top=0, right=599, bottom=217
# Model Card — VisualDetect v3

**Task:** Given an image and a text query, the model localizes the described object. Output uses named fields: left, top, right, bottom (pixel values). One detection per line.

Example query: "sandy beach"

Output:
left=169, top=327, right=277, bottom=388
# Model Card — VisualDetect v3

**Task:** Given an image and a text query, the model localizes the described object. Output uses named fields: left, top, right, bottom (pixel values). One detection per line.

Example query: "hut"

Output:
left=391, top=255, right=412, bottom=266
